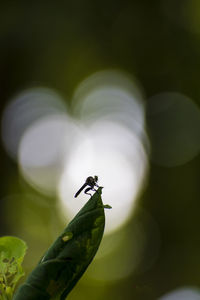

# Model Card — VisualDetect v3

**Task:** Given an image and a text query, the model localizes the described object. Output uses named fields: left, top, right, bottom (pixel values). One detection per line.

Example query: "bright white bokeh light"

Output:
left=159, top=287, right=200, bottom=300
left=2, top=70, right=149, bottom=235
left=58, top=130, right=146, bottom=233
left=1, top=87, right=67, bottom=159
left=58, top=69, right=149, bottom=234
left=19, top=114, right=83, bottom=195
left=72, top=70, right=145, bottom=138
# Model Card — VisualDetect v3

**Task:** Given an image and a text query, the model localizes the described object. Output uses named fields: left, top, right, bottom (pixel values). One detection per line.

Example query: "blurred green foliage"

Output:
left=0, top=236, right=27, bottom=299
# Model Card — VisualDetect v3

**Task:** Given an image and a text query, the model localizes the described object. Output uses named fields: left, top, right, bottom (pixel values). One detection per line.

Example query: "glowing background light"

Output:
left=1, top=87, right=67, bottom=160
left=58, top=70, right=149, bottom=234
left=2, top=70, right=149, bottom=235
left=158, top=287, right=200, bottom=300
left=58, top=119, right=148, bottom=233
left=72, top=70, right=145, bottom=138
left=18, top=114, right=82, bottom=195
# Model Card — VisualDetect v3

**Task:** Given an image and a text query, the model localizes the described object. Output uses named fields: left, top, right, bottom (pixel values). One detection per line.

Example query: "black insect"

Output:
left=74, top=176, right=99, bottom=198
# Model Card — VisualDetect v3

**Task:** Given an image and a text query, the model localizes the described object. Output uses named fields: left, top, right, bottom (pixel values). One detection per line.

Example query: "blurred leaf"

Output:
left=0, top=236, right=27, bottom=300
left=13, top=187, right=107, bottom=299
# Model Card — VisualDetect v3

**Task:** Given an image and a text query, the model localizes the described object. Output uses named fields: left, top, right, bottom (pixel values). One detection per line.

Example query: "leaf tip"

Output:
left=103, top=204, right=112, bottom=209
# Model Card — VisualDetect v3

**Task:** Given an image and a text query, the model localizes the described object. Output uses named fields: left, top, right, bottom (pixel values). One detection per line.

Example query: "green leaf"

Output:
left=103, top=204, right=112, bottom=209
left=13, top=187, right=107, bottom=300
left=0, top=236, right=27, bottom=300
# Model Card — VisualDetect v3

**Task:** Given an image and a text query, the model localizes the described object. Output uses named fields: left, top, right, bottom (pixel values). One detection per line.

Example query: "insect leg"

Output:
left=84, top=187, right=92, bottom=196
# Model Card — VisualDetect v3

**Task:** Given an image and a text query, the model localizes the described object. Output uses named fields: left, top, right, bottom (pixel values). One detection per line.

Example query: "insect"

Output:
left=74, top=176, right=99, bottom=198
